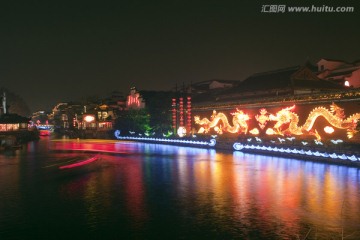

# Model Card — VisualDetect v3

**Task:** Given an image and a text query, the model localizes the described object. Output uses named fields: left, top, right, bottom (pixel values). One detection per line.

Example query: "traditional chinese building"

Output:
left=317, top=58, right=360, bottom=88
left=0, top=114, right=30, bottom=132
left=126, top=87, right=145, bottom=109
left=0, top=91, right=30, bottom=132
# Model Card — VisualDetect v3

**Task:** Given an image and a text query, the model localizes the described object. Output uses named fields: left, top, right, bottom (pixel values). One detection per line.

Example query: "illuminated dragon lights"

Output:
left=194, top=103, right=360, bottom=140
left=255, top=108, right=270, bottom=129
left=194, top=109, right=249, bottom=134
left=268, top=103, right=360, bottom=139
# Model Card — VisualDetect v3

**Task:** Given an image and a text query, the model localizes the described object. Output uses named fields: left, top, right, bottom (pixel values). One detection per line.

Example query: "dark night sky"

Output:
left=1, top=0, right=359, bottom=112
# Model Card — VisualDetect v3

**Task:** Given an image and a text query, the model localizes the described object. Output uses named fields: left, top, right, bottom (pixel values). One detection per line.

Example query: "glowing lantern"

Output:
left=324, top=126, right=334, bottom=134
left=344, top=81, right=350, bottom=87
left=266, top=128, right=275, bottom=135
left=84, top=115, right=95, bottom=122
left=177, top=126, right=186, bottom=137
left=172, top=98, right=177, bottom=131
left=179, top=98, right=184, bottom=127
left=249, top=128, right=259, bottom=135
left=186, top=96, right=191, bottom=132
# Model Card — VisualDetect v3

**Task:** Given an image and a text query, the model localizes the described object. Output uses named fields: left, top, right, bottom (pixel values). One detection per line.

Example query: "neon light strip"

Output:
left=114, top=131, right=216, bottom=147
left=59, top=155, right=99, bottom=169
left=233, top=142, right=359, bottom=161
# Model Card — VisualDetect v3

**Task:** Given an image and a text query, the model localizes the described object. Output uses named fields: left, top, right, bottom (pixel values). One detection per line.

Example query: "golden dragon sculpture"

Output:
left=269, top=103, right=360, bottom=139
left=194, top=109, right=249, bottom=134
left=194, top=103, right=359, bottom=139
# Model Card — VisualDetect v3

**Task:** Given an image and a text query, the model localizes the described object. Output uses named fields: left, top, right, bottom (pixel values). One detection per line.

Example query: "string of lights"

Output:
left=114, top=130, right=216, bottom=147
left=233, top=142, right=359, bottom=161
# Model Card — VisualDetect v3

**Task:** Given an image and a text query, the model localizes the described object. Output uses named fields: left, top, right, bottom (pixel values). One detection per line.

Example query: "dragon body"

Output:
left=270, top=103, right=360, bottom=138
left=194, top=110, right=249, bottom=134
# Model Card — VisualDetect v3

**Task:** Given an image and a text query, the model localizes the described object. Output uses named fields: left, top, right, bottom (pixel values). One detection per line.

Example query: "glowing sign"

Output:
left=127, top=95, right=140, bottom=107
left=127, top=88, right=143, bottom=108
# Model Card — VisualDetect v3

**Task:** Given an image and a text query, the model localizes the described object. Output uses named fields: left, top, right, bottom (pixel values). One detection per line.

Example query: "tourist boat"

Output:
left=37, top=124, right=54, bottom=136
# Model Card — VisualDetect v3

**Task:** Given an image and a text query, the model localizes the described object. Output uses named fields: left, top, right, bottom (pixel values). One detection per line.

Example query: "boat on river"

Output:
left=59, top=155, right=99, bottom=170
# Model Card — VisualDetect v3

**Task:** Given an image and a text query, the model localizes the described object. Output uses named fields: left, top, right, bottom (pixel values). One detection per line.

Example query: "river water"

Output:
left=0, top=138, right=359, bottom=239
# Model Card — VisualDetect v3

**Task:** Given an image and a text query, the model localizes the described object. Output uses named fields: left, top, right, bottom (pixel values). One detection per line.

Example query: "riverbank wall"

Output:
left=113, top=133, right=360, bottom=168
left=55, top=128, right=360, bottom=168
left=216, top=136, right=360, bottom=168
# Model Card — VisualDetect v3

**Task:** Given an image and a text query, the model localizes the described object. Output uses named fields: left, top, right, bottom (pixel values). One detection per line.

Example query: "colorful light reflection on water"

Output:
left=0, top=138, right=359, bottom=239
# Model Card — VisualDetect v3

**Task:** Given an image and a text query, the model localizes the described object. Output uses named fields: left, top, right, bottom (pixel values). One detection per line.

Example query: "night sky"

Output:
left=1, top=0, right=359, bottom=112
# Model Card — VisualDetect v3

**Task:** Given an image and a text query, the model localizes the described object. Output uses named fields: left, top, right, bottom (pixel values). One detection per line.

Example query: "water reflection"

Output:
left=0, top=138, right=359, bottom=239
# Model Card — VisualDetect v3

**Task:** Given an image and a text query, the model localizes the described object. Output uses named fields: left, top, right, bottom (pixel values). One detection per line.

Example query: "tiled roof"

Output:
left=318, top=58, right=349, bottom=64
left=293, top=79, right=343, bottom=89
left=192, top=66, right=345, bottom=103
left=240, top=66, right=298, bottom=90
left=326, top=69, right=355, bottom=78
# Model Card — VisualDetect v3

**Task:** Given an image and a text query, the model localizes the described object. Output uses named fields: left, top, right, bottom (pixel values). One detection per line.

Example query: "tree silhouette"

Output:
left=0, top=87, right=31, bottom=116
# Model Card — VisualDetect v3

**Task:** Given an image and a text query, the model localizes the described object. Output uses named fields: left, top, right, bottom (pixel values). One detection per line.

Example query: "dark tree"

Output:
left=115, top=109, right=151, bottom=134
left=0, top=87, right=31, bottom=117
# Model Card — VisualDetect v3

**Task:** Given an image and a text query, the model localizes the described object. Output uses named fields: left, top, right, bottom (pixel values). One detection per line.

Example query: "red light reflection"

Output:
left=59, top=155, right=99, bottom=169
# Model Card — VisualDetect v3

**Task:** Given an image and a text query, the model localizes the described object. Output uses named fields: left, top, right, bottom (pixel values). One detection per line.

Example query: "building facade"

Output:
left=317, top=58, right=360, bottom=88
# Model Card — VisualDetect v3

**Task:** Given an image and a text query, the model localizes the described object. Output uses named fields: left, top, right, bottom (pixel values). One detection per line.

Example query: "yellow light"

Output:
left=266, top=128, right=275, bottom=135
left=249, top=128, right=259, bottom=135
left=324, top=126, right=334, bottom=134
left=177, top=126, right=186, bottom=137
left=84, top=115, right=95, bottom=122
